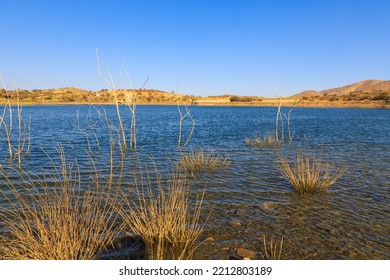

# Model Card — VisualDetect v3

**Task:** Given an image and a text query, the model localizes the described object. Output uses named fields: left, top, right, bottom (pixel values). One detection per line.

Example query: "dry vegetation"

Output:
left=0, top=87, right=194, bottom=105
left=0, top=71, right=363, bottom=260
left=279, top=149, right=347, bottom=194
left=120, top=166, right=205, bottom=260
left=259, top=235, right=284, bottom=260
left=246, top=101, right=293, bottom=148
left=245, top=133, right=282, bottom=148
left=0, top=149, right=121, bottom=260
left=176, top=149, right=232, bottom=174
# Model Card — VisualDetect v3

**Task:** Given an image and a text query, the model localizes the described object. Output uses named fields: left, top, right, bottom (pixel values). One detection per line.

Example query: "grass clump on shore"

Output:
left=121, top=166, right=205, bottom=260
left=0, top=151, right=121, bottom=260
left=177, top=149, right=232, bottom=174
left=279, top=149, right=347, bottom=194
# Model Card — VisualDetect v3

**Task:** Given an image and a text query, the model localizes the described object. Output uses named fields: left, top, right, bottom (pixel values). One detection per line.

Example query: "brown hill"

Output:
left=0, top=88, right=195, bottom=104
left=292, top=79, right=390, bottom=98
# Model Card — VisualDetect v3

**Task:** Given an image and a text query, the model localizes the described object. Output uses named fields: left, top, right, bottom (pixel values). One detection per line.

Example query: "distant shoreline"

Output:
left=1, top=83, right=389, bottom=109
left=1, top=100, right=388, bottom=109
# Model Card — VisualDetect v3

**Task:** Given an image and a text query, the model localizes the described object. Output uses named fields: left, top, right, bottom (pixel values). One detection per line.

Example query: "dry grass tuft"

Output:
left=245, top=133, right=282, bottom=148
left=0, top=150, right=121, bottom=260
left=177, top=149, right=232, bottom=174
left=279, top=150, right=347, bottom=194
left=121, top=165, right=205, bottom=260
left=259, top=235, right=284, bottom=260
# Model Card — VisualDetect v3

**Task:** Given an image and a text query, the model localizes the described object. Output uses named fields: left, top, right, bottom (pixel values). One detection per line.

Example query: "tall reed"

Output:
left=0, top=74, right=31, bottom=168
left=177, top=104, right=195, bottom=151
left=96, top=49, right=127, bottom=151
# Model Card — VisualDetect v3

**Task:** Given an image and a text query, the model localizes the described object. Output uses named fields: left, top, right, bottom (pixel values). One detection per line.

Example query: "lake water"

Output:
left=1, top=105, right=389, bottom=259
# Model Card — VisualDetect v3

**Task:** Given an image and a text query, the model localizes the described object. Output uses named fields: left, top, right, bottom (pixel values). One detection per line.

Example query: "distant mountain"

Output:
left=292, top=79, right=390, bottom=98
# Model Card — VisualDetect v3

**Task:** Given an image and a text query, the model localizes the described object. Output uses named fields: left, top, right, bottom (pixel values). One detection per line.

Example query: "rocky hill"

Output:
left=292, top=79, right=390, bottom=98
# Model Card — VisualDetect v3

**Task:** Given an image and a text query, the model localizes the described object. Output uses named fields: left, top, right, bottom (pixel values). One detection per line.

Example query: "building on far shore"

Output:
left=192, top=97, right=231, bottom=105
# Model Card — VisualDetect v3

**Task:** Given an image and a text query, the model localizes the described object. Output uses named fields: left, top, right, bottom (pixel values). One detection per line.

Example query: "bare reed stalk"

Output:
left=86, top=107, right=101, bottom=151
left=246, top=99, right=293, bottom=147
left=259, top=235, right=284, bottom=260
left=96, top=49, right=127, bottom=151
left=177, top=149, right=231, bottom=174
left=75, top=108, right=103, bottom=156
left=275, top=98, right=282, bottom=143
left=0, top=147, right=122, bottom=260
left=279, top=149, right=347, bottom=194
left=128, top=97, right=137, bottom=151
left=121, top=165, right=204, bottom=260
left=177, top=104, right=195, bottom=151
left=0, top=75, right=31, bottom=167
left=121, top=63, right=149, bottom=151
left=282, top=109, right=293, bottom=144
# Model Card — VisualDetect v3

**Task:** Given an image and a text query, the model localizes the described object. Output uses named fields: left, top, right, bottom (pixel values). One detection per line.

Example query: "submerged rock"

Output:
left=328, top=229, right=339, bottom=236
left=234, top=209, right=246, bottom=216
left=99, top=235, right=147, bottom=260
left=259, top=202, right=276, bottom=212
left=228, top=221, right=242, bottom=227
left=235, top=247, right=258, bottom=259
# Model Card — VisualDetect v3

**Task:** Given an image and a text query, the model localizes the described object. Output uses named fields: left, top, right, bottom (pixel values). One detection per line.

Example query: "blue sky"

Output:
left=1, top=0, right=390, bottom=96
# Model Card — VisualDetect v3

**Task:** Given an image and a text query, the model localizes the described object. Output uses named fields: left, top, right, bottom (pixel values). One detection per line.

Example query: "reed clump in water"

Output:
left=177, top=149, right=232, bottom=174
left=259, top=235, right=284, bottom=260
left=121, top=165, right=205, bottom=260
left=0, top=149, right=121, bottom=260
left=245, top=133, right=282, bottom=148
left=279, top=149, right=347, bottom=194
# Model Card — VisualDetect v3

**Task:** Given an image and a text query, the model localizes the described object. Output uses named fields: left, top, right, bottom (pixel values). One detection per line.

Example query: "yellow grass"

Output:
left=0, top=150, right=121, bottom=260
left=177, top=149, right=232, bottom=174
left=279, top=150, right=347, bottom=194
left=121, top=165, right=205, bottom=260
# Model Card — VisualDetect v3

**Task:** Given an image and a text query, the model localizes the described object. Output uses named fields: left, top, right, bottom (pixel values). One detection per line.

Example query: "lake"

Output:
left=1, top=105, right=389, bottom=259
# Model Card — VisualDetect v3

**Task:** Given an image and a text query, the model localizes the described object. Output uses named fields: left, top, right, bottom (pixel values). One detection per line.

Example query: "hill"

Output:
left=1, top=81, right=389, bottom=108
left=0, top=88, right=195, bottom=104
left=292, top=79, right=390, bottom=98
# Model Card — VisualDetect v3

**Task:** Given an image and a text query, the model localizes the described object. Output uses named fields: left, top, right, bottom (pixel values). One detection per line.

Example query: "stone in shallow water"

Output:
left=235, top=247, right=258, bottom=259
left=259, top=202, right=276, bottom=212
left=99, top=235, right=146, bottom=260
left=228, top=221, right=242, bottom=227
left=328, top=229, right=339, bottom=236
left=234, top=209, right=245, bottom=216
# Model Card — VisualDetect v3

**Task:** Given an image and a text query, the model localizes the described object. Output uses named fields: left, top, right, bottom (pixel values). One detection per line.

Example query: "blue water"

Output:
left=1, top=105, right=389, bottom=259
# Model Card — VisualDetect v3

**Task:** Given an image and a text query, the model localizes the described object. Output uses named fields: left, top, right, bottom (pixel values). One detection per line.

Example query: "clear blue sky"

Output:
left=1, top=0, right=390, bottom=97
